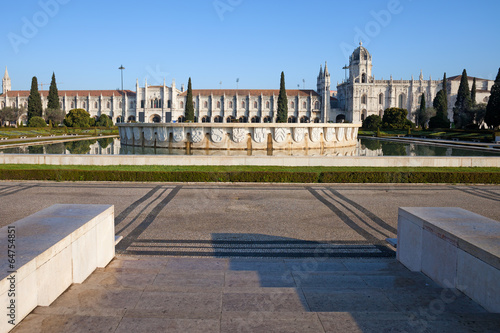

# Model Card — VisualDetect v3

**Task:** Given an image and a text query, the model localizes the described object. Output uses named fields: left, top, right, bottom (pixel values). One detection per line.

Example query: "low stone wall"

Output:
left=397, top=207, right=500, bottom=313
left=0, top=204, right=115, bottom=333
left=1, top=154, right=500, bottom=167
left=118, top=123, right=361, bottom=150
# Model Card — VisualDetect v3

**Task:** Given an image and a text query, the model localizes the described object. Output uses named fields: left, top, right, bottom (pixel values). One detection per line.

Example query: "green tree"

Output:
left=0, top=107, right=21, bottom=126
left=362, top=114, right=382, bottom=130
left=28, top=116, right=47, bottom=127
left=27, top=76, right=43, bottom=122
left=485, top=68, right=500, bottom=129
left=453, top=69, right=472, bottom=128
left=382, top=108, right=413, bottom=129
left=47, top=72, right=60, bottom=110
left=64, top=108, right=91, bottom=127
left=185, top=77, right=194, bottom=122
left=429, top=89, right=450, bottom=129
left=96, top=114, right=113, bottom=127
left=471, top=77, right=477, bottom=106
left=415, top=93, right=426, bottom=127
left=276, top=72, right=288, bottom=123
left=45, top=108, right=65, bottom=125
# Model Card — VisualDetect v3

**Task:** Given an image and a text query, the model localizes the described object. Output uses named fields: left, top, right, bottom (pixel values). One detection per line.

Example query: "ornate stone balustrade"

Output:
left=118, top=123, right=361, bottom=150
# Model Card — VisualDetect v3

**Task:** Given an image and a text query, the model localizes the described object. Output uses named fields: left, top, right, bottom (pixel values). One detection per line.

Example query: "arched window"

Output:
left=251, top=116, right=260, bottom=123
left=128, top=116, right=136, bottom=122
left=95, top=102, right=98, bottom=108
left=303, top=102, right=307, bottom=109
left=217, top=101, right=221, bottom=108
left=227, top=115, right=235, bottom=123
left=361, top=94, right=367, bottom=104
left=82, top=102, right=86, bottom=108
left=254, top=101, right=258, bottom=109
left=398, top=94, right=406, bottom=108
left=291, top=102, right=295, bottom=109
left=313, top=117, right=320, bottom=123
left=263, top=116, right=272, bottom=123
left=361, top=109, right=367, bottom=121
left=214, top=116, right=223, bottom=123
left=204, top=101, right=208, bottom=108
left=229, top=101, right=233, bottom=108
left=314, top=101, right=319, bottom=109
left=266, top=101, right=270, bottom=109
left=180, top=101, right=184, bottom=109
left=238, top=116, right=248, bottom=123
left=379, top=93, right=384, bottom=105
left=300, top=116, right=309, bottom=123
left=287, top=116, right=297, bottom=123
left=177, top=116, right=186, bottom=123
left=241, top=101, right=245, bottom=108
left=336, top=115, right=345, bottom=123
left=202, top=115, right=210, bottom=123
left=107, top=101, right=111, bottom=109
left=362, top=73, right=367, bottom=83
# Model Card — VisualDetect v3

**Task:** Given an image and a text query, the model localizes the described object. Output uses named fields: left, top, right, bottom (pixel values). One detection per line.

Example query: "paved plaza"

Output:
left=1, top=182, right=500, bottom=332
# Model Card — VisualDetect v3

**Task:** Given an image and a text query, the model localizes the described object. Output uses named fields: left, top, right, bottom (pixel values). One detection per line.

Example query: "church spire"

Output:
left=324, top=61, right=329, bottom=76
left=2, top=66, right=11, bottom=94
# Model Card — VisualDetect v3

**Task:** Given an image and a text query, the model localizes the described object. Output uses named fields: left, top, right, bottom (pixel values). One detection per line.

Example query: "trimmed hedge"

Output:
left=0, top=169, right=498, bottom=184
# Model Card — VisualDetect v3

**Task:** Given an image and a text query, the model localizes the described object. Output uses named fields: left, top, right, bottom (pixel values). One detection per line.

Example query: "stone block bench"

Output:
left=397, top=207, right=500, bottom=313
left=0, top=204, right=115, bottom=333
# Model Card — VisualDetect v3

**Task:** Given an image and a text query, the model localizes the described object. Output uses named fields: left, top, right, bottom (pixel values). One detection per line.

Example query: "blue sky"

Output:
left=1, top=0, right=499, bottom=91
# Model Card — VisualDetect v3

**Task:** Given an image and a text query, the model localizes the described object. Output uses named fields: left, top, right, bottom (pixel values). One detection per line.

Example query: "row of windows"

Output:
left=360, top=93, right=406, bottom=108
left=179, top=101, right=321, bottom=110
left=177, top=115, right=321, bottom=124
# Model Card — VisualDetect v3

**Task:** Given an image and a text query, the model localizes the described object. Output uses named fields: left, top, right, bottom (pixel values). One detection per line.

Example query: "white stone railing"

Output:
left=118, top=123, right=361, bottom=150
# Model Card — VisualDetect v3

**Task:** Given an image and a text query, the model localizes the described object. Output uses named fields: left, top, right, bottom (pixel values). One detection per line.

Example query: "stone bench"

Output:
left=0, top=204, right=115, bottom=333
left=397, top=207, right=500, bottom=313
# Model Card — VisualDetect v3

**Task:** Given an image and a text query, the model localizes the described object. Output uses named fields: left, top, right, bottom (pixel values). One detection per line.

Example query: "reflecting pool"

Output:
left=1, top=137, right=500, bottom=157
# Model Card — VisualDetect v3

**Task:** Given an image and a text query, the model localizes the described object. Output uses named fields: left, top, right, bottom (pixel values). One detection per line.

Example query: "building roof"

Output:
left=447, top=75, right=490, bottom=82
left=0, top=89, right=136, bottom=98
left=351, top=42, right=371, bottom=62
left=178, top=89, right=319, bottom=97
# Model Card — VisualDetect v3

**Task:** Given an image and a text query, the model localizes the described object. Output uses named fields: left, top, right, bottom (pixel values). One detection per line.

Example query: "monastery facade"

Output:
left=1, top=44, right=494, bottom=125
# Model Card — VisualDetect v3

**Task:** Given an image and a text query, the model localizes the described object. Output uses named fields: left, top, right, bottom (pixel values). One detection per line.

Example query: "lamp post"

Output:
left=118, top=65, right=125, bottom=122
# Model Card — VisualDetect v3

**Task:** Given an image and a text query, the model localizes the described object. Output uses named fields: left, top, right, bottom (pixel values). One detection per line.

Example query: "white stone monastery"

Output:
left=1, top=43, right=494, bottom=125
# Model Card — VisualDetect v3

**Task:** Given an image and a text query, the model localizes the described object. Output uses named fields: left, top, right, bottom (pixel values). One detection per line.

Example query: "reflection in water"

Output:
left=1, top=138, right=500, bottom=157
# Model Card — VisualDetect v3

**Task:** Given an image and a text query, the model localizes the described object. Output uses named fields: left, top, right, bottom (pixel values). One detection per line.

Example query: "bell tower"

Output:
left=349, top=42, right=373, bottom=83
left=2, top=67, right=11, bottom=94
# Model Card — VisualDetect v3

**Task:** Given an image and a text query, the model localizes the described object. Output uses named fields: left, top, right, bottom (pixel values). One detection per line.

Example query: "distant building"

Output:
left=335, top=42, right=494, bottom=124
left=1, top=44, right=494, bottom=125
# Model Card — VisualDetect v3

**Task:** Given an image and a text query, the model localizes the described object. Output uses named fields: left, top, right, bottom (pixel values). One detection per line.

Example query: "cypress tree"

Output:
left=185, top=77, right=194, bottom=122
left=47, top=72, right=60, bottom=110
left=442, top=73, right=448, bottom=109
left=27, top=76, right=43, bottom=122
left=453, top=69, right=472, bottom=128
left=471, top=77, right=477, bottom=106
left=485, top=68, right=500, bottom=129
left=417, top=93, right=426, bottom=127
left=276, top=72, right=288, bottom=123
